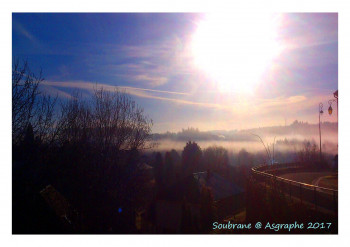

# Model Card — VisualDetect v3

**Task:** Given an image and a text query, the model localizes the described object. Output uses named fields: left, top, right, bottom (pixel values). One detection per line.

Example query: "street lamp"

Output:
left=319, top=103, right=323, bottom=160
left=328, top=103, right=333, bottom=115
left=328, top=90, right=338, bottom=122
left=328, top=99, right=336, bottom=115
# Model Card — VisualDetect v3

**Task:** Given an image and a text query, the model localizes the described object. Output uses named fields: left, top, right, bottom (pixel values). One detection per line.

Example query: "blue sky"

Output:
left=12, top=13, right=338, bottom=132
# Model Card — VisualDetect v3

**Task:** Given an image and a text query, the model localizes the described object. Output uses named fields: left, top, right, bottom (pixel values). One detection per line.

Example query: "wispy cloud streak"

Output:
left=13, top=20, right=37, bottom=43
left=42, top=80, right=331, bottom=119
left=42, top=80, right=228, bottom=109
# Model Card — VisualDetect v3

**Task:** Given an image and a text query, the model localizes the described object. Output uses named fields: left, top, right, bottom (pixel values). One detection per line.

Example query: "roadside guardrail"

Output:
left=251, top=163, right=338, bottom=214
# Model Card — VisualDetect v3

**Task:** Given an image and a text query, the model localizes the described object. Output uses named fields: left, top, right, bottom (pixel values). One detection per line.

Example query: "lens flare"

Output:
left=191, top=13, right=283, bottom=94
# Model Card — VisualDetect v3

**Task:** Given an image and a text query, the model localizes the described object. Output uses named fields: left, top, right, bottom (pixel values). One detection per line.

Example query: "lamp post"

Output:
left=319, top=103, right=323, bottom=160
left=334, top=90, right=338, bottom=118
left=328, top=99, right=337, bottom=117
left=328, top=90, right=338, bottom=154
left=328, top=90, right=338, bottom=122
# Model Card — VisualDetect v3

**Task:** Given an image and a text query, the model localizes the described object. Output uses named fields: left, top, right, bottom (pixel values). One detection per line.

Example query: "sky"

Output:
left=12, top=13, right=338, bottom=133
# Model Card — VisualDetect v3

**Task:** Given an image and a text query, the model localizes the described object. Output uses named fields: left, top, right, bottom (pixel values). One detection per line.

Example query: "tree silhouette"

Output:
left=12, top=58, right=58, bottom=147
left=296, top=140, right=320, bottom=167
left=164, top=151, right=175, bottom=185
left=181, top=141, right=202, bottom=176
left=203, top=145, right=229, bottom=175
left=154, top=152, right=164, bottom=188
left=199, top=186, right=215, bottom=233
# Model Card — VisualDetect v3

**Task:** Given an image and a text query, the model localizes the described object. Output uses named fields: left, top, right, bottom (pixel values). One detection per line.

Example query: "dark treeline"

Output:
left=13, top=59, right=154, bottom=233
left=148, top=143, right=256, bottom=189
left=145, top=140, right=335, bottom=191
left=140, top=142, right=248, bottom=233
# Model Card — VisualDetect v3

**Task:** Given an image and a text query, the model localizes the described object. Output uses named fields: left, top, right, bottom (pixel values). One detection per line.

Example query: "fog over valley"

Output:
left=150, top=120, right=338, bottom=164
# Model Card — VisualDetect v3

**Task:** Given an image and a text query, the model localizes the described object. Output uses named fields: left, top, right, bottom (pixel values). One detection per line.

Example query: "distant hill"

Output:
left=152, top=121, right=338, bottom=143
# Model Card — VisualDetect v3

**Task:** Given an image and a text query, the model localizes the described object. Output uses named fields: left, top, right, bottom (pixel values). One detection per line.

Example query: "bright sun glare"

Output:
left=192, top=13, right=283, bottom=94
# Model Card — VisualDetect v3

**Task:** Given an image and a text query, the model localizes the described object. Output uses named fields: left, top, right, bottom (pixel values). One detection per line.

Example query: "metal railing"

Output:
left=251, top=163, right=338, bottom=214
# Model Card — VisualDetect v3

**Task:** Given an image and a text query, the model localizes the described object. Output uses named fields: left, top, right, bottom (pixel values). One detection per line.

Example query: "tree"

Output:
left=154, top=152, right=164, bottom=188
left=12, top=60, right=154, bottom=233
left=237, top=148, right=254, bottom=180
left=52, top=87, right=154, bottom=232
left=164, top=151, right=175, bottom=185
left=56, top=87, right=153, bottom=169
left=199, top=185, right=215, bottom=233
left=251, top=133, right=273, bottom=165
left=12, top=58, right=58, bottom=147
left=32, top=93, right=58, bottom=145
left=181, top=141, right=202, bottom=176
left=237, top=148, right=254, bottom=166
left=56, top=91, right=93, bottom=147
left=296, top=140, right=319, bottom=167
left=12, top=59, right=41, bottom=145
left=91, top=87, right=153, bottom=155
left=12, top=57, right=60, bottom=168
left=20, top=123, right=37, bottom=162
left=203, top=145, right=229, bottom=175
left=170, top=149, right=181, bottom=164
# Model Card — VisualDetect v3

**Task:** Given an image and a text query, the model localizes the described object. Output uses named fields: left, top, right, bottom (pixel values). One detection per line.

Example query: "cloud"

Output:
left=41, top=79, right=337, bottom=134
left=104, top=61, right=171, bottom=87
left=43, top=80, right=189, bottom=95
left=42, top=80, right=229, bottom=109
left=258, top=95, right=307, bottom=109
left=42, top=80, right=326, bottom=118
left=116, top=86, right=190, bottom=96
left=253, top=92, right=334, bottom=120
left=122, top=74, right=168, bottom=87
left=13, top=20, right=37, bottom=43
left=13, top=19, right=51, bottom=55
left=276, top=43, right=337, bottom=70
left=39, top=84, right=73, bottom=99
left=82, top=37, right=196, bottom=89
left=279, top=13, right=338, bottom=51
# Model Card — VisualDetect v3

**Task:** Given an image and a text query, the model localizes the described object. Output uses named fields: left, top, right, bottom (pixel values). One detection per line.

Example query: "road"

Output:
left=279, top=171, right=338, bottom=189
left=253, top=171, right=338, bottom=214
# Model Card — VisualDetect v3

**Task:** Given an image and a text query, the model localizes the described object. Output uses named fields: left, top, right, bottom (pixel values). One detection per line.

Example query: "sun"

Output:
left=191, top=13, right=283, bottom=94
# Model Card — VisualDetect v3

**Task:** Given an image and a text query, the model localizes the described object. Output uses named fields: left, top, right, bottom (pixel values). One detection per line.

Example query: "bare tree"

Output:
left=91, top=86, right=153, bottom=153
left=12, top=59, right=42, bottom=144
left=203, top=145, right=229, bottom=174
left=12, top=58, right=58, bottom=146
left=56, top=86, right=153, bottom=168
left=32, top=93, right=58, bottom=144
left=251, top=133, right=272, bottom=165
left=296, top=140, right=319, bottom=167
